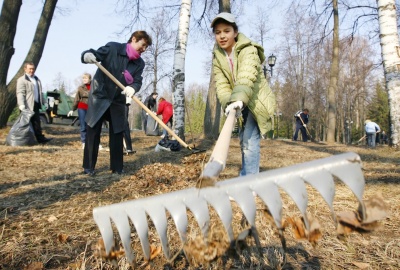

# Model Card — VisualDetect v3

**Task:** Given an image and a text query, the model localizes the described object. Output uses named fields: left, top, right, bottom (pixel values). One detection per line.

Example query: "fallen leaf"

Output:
left=285, top=217, right=306, bottom=239
left=68, top=262, right=82, bottom=269
left=94, top=238, right=125, bottom=261
left=149, top=245, right=162, bottom=260
left=338, top=211, right=361, bottom=226
left=337, top=211, right=362, bottom=235
left=58, top=233, right=69, bottom=243
left=47, top=215, right=57, bottom=223
left=307, top=214, right=322, bottom=247
left=337, top=211, right=382, bottom=235
left=352, top=261, right=370, bottom=269
left=337, top=222, right=355, bottom=235
left=285, top=214, right=322, bottom=247
left=23, top=262, right=43, bottom=270
left=358, top=195, right=389, bottom=224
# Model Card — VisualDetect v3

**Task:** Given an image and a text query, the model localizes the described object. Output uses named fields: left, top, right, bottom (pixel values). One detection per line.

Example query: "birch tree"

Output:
left=377, top=0, right=400, bottom=147
left=172, top=0, right=192, bottom=139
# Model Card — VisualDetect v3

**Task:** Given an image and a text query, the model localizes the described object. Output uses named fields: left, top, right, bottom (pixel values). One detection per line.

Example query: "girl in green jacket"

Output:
left=211, top=12, right=276, bottom=176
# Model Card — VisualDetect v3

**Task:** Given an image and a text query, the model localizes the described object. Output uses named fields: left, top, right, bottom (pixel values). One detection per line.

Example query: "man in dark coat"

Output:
left=292, top=108, right=309, bottom=142
left=81, top=30, right=152, bottom=175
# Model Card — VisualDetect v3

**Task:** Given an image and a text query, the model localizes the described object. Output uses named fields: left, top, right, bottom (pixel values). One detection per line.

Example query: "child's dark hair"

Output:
left=212, top=18, right=238, bottom=33
left=128, top=31, right=152, bottom=46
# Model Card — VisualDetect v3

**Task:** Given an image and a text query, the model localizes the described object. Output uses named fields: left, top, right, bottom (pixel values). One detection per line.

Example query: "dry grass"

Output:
left=0, top=125, right=399, bottom=269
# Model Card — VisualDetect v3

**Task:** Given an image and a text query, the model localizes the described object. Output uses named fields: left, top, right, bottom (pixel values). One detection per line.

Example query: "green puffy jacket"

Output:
left=212, top=33, right=276, bottom=136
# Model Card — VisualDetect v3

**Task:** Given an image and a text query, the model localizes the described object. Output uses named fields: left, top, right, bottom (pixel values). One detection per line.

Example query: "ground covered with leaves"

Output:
left=0, top=125, right=399, bottom=269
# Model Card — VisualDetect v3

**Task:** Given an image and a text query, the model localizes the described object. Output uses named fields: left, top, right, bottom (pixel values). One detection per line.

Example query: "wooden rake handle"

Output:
left=298, top=114, right=312, bottom=138
left=94, top=62, right=190, bottom=149
left=201, top=109, right=236, bottom=178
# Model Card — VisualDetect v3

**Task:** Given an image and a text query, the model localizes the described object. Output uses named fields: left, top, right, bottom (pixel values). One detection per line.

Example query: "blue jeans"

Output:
left=293, top=123, right=307, bottom=142
left=163, top=118, right=172, bottom=137
left=239, top=110, right=260, bottom=176
left=366, top=132, right=376, bottom=147
left=78, top=109, right=87, bottom=143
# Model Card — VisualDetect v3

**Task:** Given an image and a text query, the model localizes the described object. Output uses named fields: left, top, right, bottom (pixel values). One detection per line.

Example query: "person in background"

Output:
left=81, top=30, right=152, bottom=175
left=142, top=92, right=158, bottom=133
left=381, top=130, right=389, bottom=145
left=364, top=119, right=380, bottom=148
left=293, top=109, right=309, bottom=142
left=16, top=62, right=52, bottom=144
left=123, top=96, right=135, bottom=154
left=155, top=97, right=173, bottom=138
left=375, top=126, right=381, bottom=145
left=211, top=12, right=276, bottom=176
left=68, top=73, right=92, bottom=149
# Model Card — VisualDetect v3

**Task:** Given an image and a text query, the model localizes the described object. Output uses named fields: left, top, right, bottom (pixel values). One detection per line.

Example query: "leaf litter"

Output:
left=0, top=125, right=399, bottom=269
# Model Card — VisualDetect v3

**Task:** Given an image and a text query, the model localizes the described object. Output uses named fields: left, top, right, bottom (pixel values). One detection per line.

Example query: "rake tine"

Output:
left=220, top=177, right=283, bottom=230
left=93, top=152, right=367, bottom=263
left=276, top=175, right=310, bottom=230
left=126, top=206, right=150, bottom=260
left=226, top=188, right=257, bottom=227
left=199, top=188, right=234, bottom=241
left=144, top=204, right=170, bottom=259
left=182, top=191, right=211, bottom=238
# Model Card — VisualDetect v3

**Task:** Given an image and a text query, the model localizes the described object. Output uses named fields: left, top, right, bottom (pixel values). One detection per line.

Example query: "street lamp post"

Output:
left=263, top=54, right=277, bottom=78
left=345, top=119, right=353, bottom=144
left=274, top=112, right=282, bottom=139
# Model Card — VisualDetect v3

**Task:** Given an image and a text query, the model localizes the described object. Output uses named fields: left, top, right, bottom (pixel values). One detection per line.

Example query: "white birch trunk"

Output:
left=377, top=0, right=400, bottom=147
left=172, top=0, right=191, bottom=139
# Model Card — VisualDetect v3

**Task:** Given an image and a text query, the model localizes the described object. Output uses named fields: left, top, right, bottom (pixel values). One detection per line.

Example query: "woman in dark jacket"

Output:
left=81, top=30, right=152, bottom=175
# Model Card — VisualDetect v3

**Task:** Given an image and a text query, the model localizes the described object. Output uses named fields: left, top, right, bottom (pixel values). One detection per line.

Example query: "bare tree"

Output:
left=250, top=6, right=272, bottom=82
left=277, top=4, right=322, bottom=140
left=339, top=37, right=375, bottom=143
left=325, top=0, right=339, bottom=143
left=0, top=0, right=21, bottom=127
left=0, top=0, right=58, bottom=128
left=141, top=9, right=176, bottom=97
left=377, top=0, right=400, bottom=147
left=172, top=0, right=192, bottom=139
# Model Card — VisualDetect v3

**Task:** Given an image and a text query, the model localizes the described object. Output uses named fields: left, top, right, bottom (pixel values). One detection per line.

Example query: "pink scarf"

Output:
left=126, top=44, right=140, bottom=61
left=124, top=44, right=140, bottom=84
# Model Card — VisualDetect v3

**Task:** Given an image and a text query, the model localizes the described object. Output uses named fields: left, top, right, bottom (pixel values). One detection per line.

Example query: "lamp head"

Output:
left=268, top=54, right=276, bottom=67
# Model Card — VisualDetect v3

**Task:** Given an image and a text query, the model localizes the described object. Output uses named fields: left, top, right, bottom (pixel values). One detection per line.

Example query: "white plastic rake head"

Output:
left=93, top=152, right=365, bottom=263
